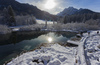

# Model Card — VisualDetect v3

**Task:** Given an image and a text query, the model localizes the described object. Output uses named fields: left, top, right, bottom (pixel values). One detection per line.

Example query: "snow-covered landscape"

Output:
left=6, top=31, right=100, bottom=65
left=0, top=0, right=100, bottom=65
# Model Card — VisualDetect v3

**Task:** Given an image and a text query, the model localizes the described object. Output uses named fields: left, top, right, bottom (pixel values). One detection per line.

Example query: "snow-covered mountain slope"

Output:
left=57, top=7, right=78, bottom=16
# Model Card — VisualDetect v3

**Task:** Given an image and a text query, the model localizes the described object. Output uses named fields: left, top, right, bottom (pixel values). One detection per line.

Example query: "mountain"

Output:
left=75, top=9, right=95, bottom=14
left=57, top=7, right=78, bottom=16
left=0, top=0, right=57, bottom=20
left=57, top=7, right=95, bottom=17
left=57, top=7, right=100, bottom=24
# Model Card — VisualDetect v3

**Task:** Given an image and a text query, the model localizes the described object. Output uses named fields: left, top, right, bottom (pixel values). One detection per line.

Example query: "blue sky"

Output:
left=16, top=0, right=100, bottom=14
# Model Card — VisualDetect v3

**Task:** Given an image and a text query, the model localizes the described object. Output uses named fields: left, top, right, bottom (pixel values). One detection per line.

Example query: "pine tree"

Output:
left=63, top=16, right=67, bottom=24
left=31, top=15, right=36, bottom=24
left=7, top=5, right=16, bottom=26
left=45, top=20, right=47, bottom=28
left=3, top=7, right=9, bottom=25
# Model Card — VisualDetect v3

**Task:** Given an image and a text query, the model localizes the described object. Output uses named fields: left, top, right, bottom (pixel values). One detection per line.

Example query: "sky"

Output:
left=16, top=0, right=100, bottom=14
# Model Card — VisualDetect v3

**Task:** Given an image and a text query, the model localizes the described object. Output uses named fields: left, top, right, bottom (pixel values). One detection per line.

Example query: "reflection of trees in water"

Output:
left=0, top=34, right=11, bottom=41
left=55, top=32, right=77, bottom=38
left=0, top=31, right=47, bottom=45
left=62, top=32, right=77, bottom=38
left=10, top=32, right=17, bottom=44
left=54, top=32, right=62, bottom=37
left=0, top=31, right=77, bottom=45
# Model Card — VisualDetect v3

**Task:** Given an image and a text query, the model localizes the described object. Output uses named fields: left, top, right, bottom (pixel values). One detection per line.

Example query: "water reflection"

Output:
left=55, top=32, right=77, bottom=38
left=0, top=31, right=47, bottom=45
left=47, top=37, right=53, bottom=43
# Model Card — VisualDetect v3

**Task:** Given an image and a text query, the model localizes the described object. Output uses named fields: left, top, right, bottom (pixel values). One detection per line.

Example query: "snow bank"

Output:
left=67, top=40, right=80, bottom=45
left=84, top=32, right=100, bottom=65
left=7, top=44, right=77, bottom=65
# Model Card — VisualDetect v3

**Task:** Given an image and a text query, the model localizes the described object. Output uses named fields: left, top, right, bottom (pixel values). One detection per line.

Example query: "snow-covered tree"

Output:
left=15, top=15, right=37, bottom=26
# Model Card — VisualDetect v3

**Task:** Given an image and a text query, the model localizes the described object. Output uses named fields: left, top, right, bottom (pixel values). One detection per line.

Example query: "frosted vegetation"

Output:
left=19, top=24, right=44, bottom=31
left=0, top=18, right=100, bottom=34
left=0, top=25, right=11, bottom=34
left=15, top=15, right=36, bottom=26
left=19, top=19, right=100, bottom=32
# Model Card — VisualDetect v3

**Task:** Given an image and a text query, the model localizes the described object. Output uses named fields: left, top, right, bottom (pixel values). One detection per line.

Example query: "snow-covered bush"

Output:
left=52, top=23, right=63, bottom=30
left=64, top=23, right=88, bottom=30
left=0, top=25, right=11, bottom=34
left=87, top=25, right=100, bottom=30
left=15, top=15, right=36, bottom=26
left=85, top=19, right=99, bottom=25
left=19, top=24, right=44, bottom=31
left=52, top=22, right=100, bottom=31
left=19, top=22, right=100, bottom=32
left=47, top=24, right=54, bottom=30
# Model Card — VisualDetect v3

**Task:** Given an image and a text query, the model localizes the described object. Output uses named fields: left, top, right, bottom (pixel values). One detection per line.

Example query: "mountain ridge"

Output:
left=57, top=7, right=96, bottom=17
left=0, top=0, right=57, bottom=20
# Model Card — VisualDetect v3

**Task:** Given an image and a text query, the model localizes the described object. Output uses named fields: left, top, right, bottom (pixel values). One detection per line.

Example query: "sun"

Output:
left=44, top=0, right=56, bottom=9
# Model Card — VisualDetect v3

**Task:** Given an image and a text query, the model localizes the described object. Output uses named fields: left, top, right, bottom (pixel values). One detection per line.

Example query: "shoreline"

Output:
left=6, top=43, right=78, bottom=65
left=5, top=34, right=80, bottom=65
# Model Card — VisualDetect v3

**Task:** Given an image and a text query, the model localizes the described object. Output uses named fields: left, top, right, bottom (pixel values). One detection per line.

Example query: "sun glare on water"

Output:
left=45, top=0, right=56, bottom=9
left=48, top=37, right=53, bottom=43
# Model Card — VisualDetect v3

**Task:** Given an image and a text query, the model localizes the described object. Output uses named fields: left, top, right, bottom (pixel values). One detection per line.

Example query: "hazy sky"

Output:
left=16, top=0, right=100, bottom=14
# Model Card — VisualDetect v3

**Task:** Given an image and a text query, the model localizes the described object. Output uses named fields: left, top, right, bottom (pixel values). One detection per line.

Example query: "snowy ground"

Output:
left=7, top=30, right=100, bottom=65
left=7, top=44, right=77, bottom=65
left=84, top=32, right=100, bottom=65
